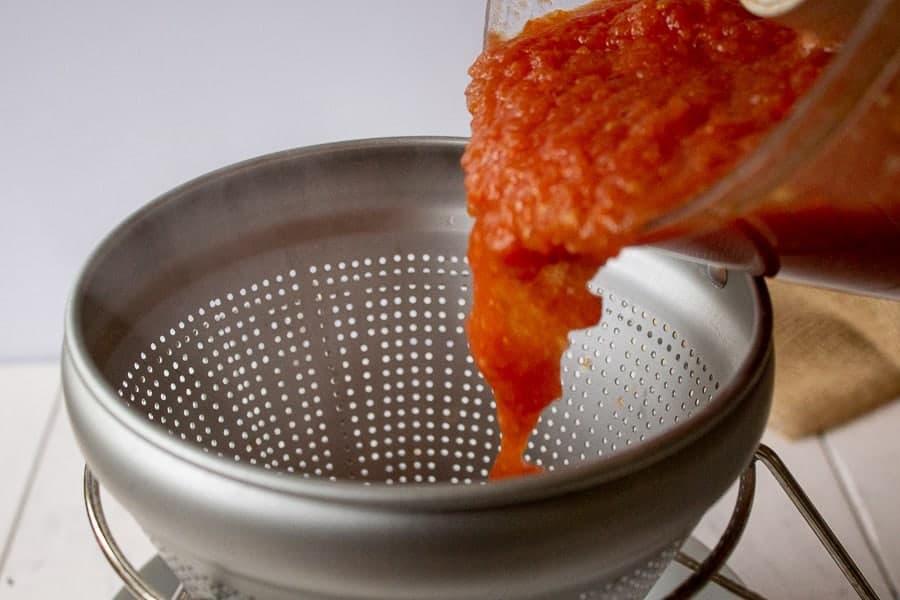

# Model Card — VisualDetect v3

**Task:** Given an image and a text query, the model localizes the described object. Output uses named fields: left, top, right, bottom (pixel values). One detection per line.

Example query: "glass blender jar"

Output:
left=484, top=0, right=900, bottom=299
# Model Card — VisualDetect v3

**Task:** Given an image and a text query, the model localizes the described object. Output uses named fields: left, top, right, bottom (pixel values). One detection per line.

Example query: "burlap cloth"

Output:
left=766, top=279, right=900, bottom=438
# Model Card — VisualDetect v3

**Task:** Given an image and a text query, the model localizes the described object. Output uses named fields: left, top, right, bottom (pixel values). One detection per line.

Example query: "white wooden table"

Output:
left=2, top=362, right=898, bottom=599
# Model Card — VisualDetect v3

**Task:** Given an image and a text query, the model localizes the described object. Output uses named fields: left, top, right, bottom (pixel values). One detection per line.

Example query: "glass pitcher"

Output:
left=483, top=0, right=900, bottom=299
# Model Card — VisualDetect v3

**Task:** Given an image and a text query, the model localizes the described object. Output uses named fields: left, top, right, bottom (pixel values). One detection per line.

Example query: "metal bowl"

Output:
left=63, top=137, right=773, bottom=600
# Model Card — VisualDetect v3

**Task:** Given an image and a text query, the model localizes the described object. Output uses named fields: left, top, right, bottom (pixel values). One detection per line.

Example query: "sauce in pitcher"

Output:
left=463, top=0, right=834, bottom=477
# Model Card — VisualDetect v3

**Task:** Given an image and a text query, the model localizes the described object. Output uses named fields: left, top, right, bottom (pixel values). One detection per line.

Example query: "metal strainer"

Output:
left=63, top=137, right=775, bottom=600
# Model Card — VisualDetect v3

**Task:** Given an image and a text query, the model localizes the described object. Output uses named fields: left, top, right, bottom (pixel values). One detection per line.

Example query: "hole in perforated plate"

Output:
left=117, top=253, right=719, bottom=484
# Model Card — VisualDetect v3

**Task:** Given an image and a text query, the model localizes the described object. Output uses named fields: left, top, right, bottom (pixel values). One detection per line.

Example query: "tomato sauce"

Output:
left=462, top=0, right=833, bottom=478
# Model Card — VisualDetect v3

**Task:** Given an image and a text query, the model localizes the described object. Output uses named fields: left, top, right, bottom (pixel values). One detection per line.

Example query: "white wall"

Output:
left=0, top=0, right=484, bottom=361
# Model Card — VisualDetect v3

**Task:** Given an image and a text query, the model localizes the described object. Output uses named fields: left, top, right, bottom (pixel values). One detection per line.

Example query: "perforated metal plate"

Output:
left=117, top=251, right=718, bottom=487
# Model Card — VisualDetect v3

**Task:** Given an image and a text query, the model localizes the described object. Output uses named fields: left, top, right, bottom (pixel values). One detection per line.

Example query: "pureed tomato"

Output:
left=462, top=0, right=832, bottom=478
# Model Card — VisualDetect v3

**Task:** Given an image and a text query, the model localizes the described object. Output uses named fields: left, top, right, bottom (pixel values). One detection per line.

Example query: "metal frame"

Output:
left=752, top=445, right=880, bottom=599
left=668, top=444, right=882, bottom=600
left=83, top=444, right=881, bottom=600
left=84, top=471, right=189, bottom=600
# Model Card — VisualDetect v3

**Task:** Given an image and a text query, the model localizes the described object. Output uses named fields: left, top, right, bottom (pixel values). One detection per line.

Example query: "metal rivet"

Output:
left=705, top=265, right=728, bottom=289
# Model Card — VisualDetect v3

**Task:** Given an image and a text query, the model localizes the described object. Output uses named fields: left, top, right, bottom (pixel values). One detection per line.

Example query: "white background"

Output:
left=0, top=0, right=484, bottom=361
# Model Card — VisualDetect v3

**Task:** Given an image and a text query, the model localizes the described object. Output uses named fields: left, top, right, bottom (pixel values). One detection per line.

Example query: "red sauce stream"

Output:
left=462, top=0, right=833, bottom=478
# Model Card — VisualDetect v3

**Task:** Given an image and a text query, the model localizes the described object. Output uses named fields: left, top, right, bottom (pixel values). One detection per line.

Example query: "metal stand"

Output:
left=752, top=445, right=880, bottom=599
left=664, top=463, right=757, bottom=600
left=670, top=444, right=881, bottom=599
left=84, top=471, right=190, bottom=600
left=84, top=443, right=882, bottom=600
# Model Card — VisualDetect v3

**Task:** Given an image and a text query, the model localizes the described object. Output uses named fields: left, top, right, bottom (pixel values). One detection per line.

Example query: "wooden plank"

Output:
left=1, top=397, right=156, bottom=599
left=0, top=364, right=60, bottom=561
left=692, top=429, right=892, bottom=599
left=825, top=398, right=900, bottom=597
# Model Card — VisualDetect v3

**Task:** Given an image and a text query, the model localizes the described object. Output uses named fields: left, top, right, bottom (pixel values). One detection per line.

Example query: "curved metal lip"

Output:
left=64, top=136, right=773, bottom=512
